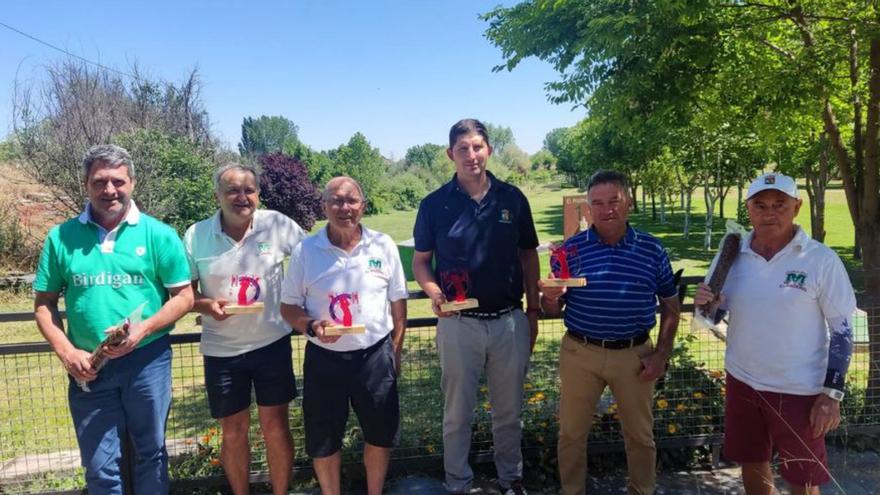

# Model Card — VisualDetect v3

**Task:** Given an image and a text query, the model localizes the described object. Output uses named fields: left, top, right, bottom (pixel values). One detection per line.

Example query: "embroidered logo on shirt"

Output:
left=258, top=242, right=271, bottom=255
left=366, top=258, right=384, bottom=275
left=780, top=270, right=807, bottom=292
left=135, top=246, right=146, bottom=256
left=499, top=209, right=512, bottom=224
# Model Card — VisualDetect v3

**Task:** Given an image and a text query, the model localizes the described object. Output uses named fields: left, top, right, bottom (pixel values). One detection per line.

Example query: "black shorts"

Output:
left=303, top=336, right=399, bottom=458
left=203, top=335, right=297, bottom=419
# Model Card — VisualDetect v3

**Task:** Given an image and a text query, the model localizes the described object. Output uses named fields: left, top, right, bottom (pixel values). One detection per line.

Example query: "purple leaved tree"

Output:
left=258, top=153, right=323, bottom=231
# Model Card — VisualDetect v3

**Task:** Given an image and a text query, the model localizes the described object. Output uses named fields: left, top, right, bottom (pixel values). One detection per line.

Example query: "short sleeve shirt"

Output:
left=557, top=225, right=677, bottom=340
left=183, top=209, right=306, bottom=357
left=714, top=226, right=857, bottom=395
left=34, top=202, right=191, bottom=352
left=280, top=226, right=408, bottom=352
left=412, top=172, right=539, bottom=311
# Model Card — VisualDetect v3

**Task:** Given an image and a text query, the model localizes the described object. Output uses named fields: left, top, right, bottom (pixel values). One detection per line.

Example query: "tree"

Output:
left=239, top=116, right=300, bottom=157
left=115, top=129, right=215, bottom=234
left=258, top=153, right=323, bottom=231
left=531, top=148, right=557, bottom=170
left=485, top=122, right=515, bottom=154
left=543, top=127, right=568, bottom=158
left=13, top=59, right=214, bottom=216
left=330, top=133, right=388, bottom=213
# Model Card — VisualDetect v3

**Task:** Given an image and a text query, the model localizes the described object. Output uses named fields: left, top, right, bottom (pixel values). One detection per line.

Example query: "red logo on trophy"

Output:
left=225, top=274, right=265, bottom=314
left=324, top=292, right=366, bottom=335
left=542, top=244, right=587, bottom=287
left=439, top=268, right=479, bottom=312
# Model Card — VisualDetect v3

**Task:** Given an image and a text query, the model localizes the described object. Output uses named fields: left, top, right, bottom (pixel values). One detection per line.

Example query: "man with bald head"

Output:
left=281, top=176, right=408, bottom=495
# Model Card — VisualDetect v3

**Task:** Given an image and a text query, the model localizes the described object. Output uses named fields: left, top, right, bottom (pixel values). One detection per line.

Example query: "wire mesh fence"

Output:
left=1, top=288, right=878, bottom=493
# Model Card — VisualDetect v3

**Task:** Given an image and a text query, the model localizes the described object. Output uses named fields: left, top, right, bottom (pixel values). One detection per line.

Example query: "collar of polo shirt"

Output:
left=586, top=223, right=638, bottom=246
left=741, top=224, right=809, bottom=255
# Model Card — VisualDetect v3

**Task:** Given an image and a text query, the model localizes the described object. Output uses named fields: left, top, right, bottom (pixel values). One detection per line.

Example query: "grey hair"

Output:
left=212, top=162, right=260, bottom=191
left=82, top=144, right=135, bottom=179
left=586, top=169, right=633, bottom=202
left=322, top=175, right=366, bottom=202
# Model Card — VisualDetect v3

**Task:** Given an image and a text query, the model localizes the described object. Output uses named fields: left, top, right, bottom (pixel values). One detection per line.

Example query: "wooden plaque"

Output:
left=440, top=298, right=479, bottom=312
left=224, top=302, right=265, bottom=315
left=540, top=278, right=587, bottom=288
left=323, top=324, right=366, bottom=336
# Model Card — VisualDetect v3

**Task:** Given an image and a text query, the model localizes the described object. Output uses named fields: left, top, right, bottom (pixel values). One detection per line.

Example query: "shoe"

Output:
left=499, top=479, right=527, bottom=495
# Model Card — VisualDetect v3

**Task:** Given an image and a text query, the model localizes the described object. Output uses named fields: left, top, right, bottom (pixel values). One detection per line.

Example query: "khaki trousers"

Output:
left=557, top=333, right=657, bottom=495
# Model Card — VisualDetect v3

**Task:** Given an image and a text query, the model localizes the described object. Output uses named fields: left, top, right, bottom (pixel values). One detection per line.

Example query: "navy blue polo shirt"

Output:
left=413, top=172, right=539, bottom=312
left=555, top=225, right=677, bottom=340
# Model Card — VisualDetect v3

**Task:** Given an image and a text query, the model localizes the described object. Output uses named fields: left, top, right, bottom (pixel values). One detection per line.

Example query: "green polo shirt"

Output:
left=34, top=203, right=191, bottom=352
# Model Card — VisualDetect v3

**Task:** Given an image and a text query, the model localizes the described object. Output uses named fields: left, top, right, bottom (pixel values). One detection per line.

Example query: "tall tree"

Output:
left=239, top=115, right=300, bottom=157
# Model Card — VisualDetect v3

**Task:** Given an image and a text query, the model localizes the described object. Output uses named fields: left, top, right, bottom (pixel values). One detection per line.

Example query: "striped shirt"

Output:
left=557, top=225, right=677, bottom=340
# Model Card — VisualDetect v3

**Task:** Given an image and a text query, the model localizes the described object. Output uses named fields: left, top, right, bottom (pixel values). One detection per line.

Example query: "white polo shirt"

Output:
left=280, top=225, right=408, bottom=352
left=710, top=226, right=856, bottom=395
left=184, top=209, right=305, bottom=357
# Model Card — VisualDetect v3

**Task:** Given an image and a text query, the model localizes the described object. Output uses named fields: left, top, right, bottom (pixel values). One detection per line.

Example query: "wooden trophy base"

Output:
left=324, top=324, right=366, bottom=336
left=440, top=298, right=479, bottom=312
left=541, top=278, right=587, bottom=287
left=225, top=302, right=265, bottom=315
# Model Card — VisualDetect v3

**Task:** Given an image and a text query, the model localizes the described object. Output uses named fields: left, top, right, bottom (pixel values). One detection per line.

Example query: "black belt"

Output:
left=460, top=306, right=517, bottom=320
left=566, top=331, right=648, bottom=349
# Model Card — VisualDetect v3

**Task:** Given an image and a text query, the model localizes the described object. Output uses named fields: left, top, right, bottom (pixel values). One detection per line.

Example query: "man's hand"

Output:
left=810, top=394, right=841, bottom=438
left=693, top=282, right=724, bottom=307
left=639, top=348, right=668, bottom=382
left=59, top=348, right=97, bottom=382
left=526, top=310, right=539, bottom=354
left=312, top=319, right=342, bottom=344
left=537, top=275, right=567, bottom=301
left=103, top=322, right=147, bottom=359
left=429, top=291, right=454, bottom=318
left=207, top=298, right=231, bottom=321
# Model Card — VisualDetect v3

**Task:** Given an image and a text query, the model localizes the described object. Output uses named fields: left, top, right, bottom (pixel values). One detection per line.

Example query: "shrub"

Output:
left=388, top=172, right=429, bottom=210
left=258, top=153, right=323, bottom=231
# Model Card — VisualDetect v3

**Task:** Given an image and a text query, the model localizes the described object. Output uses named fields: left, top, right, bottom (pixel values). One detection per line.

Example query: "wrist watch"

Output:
left=821, top=387, right=844, bottom=401
left=305, top=319, right=317, bottom=338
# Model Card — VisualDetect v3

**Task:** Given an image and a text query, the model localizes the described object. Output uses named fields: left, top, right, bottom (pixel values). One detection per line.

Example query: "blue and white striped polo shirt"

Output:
left=556, top=225, right=677, bottom=340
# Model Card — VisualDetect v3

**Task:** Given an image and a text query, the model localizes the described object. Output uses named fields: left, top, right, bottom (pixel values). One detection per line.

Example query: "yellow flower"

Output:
left=524, top=383, right=534, bottom=390
left=675, top=404, right=687, bottom=413
left=480, top=386, right=488, bottom=393
left=693, top=392, right=704, bottom=399
left=720, top=386, right=726, bottom=396
left=607, top=403, right=618, bottom=412
left=709, top=370, right=724, bottom=379
left=483, top=402, right=492, bottom=411
left=656, top=399, right=669, bottom=410
left=201, top=435, right=211, bottom=444
left=426, top=445, right=435, bottom=454
left=667, top=423, right=678, bottom=434
left=527, top=392, right=546, bottom=404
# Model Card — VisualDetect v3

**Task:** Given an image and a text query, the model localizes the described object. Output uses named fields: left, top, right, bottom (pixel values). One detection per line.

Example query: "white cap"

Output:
left=747, top=173, right=798, bottom=200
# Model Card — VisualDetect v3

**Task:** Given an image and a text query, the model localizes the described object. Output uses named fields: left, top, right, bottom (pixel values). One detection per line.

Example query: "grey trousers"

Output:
left=436, top=309, right=530, bottom=493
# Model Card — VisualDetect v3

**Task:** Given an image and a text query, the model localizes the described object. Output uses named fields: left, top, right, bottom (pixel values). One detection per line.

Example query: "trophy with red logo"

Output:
left=439, top=268, right=479, bottom=312
left=324, top=292, right=366, bottom=336
left=225, top=274, right=265, bottom=314
left=541, top=244, right=587, bottom=287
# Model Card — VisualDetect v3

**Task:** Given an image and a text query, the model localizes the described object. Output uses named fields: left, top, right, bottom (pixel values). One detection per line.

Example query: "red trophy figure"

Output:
left=541, top=244, right=587, bottom=287
left=439, top=268, right=479, bottom=312
left=324, top=292, right=366, bottom=336
left=224, top=274, right=266, bottom=314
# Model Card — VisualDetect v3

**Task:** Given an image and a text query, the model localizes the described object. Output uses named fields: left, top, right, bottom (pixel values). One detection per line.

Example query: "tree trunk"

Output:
left=684, top=189, right=692, bottom=239
left=703, top=180, right=715, bottom=250
left=630, top=184, right=639, bottom=213
left=660, top=194, right=667, bottom=224
left=641, top=186, right=647, bottom=214
left=651, top=191, right=657, bottom=221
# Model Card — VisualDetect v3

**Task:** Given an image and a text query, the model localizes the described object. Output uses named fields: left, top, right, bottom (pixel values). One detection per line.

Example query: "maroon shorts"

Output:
left=724, top=373, right=829, bottom=487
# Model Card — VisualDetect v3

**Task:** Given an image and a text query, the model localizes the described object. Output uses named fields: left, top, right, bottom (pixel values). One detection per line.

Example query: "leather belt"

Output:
left=566, top=331, right=649, bottom=349
left=460, top=306, right=517, bottom=320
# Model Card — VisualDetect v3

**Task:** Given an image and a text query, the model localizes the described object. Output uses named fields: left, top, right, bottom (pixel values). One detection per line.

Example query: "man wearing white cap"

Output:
left=695, top=172, right=856, bottom=494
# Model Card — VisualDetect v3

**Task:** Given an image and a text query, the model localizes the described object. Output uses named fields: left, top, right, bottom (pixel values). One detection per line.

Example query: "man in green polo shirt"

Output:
left=33, top=144, right=193, bottom=494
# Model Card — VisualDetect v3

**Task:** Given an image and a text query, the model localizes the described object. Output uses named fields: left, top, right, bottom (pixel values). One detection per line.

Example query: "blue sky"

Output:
left=0, top=1, right=585, bottom=159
